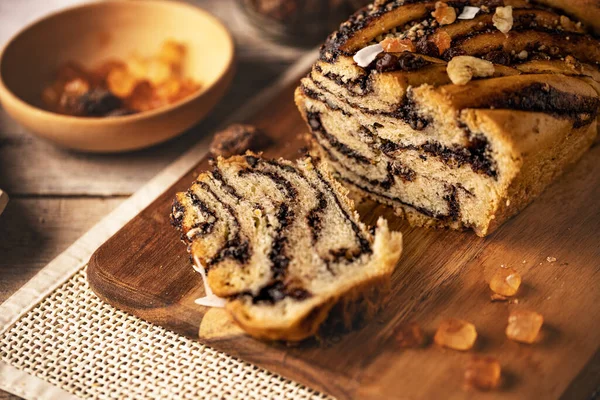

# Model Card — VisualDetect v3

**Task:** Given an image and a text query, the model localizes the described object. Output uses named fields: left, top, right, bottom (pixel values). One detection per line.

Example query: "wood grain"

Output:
left=88, top=78, right=600, bottom=399
left=0, top=197, right=123, bottom=302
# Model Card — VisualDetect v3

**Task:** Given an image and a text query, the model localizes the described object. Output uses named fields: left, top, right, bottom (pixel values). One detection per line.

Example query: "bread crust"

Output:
left=534, top=0, right=600, bottom=34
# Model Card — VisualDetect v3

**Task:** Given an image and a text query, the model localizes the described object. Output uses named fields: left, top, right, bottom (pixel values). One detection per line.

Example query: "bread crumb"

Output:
left=547, top=256, right=557, bottom=263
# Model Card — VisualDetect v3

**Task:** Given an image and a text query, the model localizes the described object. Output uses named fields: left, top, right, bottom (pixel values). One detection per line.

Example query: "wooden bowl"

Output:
left=0, top=0, right=234, bottom=152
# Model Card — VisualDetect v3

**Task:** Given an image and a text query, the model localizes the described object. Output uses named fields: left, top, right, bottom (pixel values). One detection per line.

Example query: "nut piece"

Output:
left=493, top=6, right=513, bottom=34
left=380, top=37, right=416, bottom=53
left=447, top=56, right=495, bottom=85
left=394, top=321, right=426, bottom=348
left=432, top=2, right=457, bottom=26
left=560, top=15, right=585, bottom=33
left=434, top=318, right=477, bottom=351
left=490, top=267, right=521, bottom=296
left=506, top=310, right=544, bottom=344
left=209, top=124, right=268, bottom=158
left=465, top=356, right=502, bottom=391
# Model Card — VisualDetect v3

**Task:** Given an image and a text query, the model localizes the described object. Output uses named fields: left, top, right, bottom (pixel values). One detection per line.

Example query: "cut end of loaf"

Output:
left=171, top=153, right=403, bottom=341
left=297, top=0, right=600, bottom=237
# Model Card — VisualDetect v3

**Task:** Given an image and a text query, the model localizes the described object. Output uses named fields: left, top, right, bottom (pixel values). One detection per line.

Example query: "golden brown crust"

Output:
left=534, top=0, right=600, bottom=34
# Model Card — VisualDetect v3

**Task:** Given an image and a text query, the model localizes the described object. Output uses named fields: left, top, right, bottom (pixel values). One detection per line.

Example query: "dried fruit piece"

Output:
left=432, top=31, right=452, bottom=54
left=432, top=2, right=457, bottom=26
left=107, top=67, right=137, bottom=98
left=159, top=40, right=186, bottom=66
left=465, top=356, right=501, bottom=391
left=146, top=60, right=173, bottom=86
left=380, top=37, right=415, bottom=53
left=210, top=124, right=268, bottom=158
left=506, top=310, right=543, bottom=344
left=493, top=6, right=513, bottom=34
left=490, top=267, right=521, bottom=296
left=434, top=318, right=477, bottom=350
left=394, top=321, right=426, bottom=348
left=447, top=56, right=494, bottom=85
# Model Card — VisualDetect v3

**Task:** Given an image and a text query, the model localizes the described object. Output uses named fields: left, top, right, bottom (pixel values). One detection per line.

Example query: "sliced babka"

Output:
left=295, top=0, right=600, bottom=236
left=171, top=153, right=403, bottom=341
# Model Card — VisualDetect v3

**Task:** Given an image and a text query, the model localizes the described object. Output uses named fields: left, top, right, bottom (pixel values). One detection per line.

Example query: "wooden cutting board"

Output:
left=88, top=76, right=600, bottom=400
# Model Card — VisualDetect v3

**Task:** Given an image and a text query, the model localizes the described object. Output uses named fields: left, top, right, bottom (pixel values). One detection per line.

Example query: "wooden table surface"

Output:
left=0, top=1, right=308, bottom=398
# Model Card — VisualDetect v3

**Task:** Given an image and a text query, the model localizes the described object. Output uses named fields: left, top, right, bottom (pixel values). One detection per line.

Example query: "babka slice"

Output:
left=295, top=0, right=600, bottom=237
left=171, top=153, right=403, bottom=341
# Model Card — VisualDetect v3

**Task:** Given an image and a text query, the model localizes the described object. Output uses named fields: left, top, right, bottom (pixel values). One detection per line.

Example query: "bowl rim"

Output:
left=0, top=0, right=235, bottom=125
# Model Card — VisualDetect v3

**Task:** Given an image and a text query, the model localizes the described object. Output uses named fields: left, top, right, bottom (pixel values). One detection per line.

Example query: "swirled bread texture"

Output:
left=295, top=0, right=600, bottom=236
left=171, top=154, right=403, bottom=341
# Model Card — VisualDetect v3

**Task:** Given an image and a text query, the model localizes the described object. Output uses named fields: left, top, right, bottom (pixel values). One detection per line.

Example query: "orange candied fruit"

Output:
left=432, top=31, right=452, bottom=54
left=42, top=40, right=200, bottom=118
left=506, top=310, right=543, bottom=344
left=490, top=267, right=522, bottom=296
left=464, top=356, right=502, bottom=391
left=434, top=318, right=477, bottom=351
left=380, top=37, right=416, bottom=53
left=394, top=321, right=426, bottom=348
left=431, top=2, right=457, bottom=26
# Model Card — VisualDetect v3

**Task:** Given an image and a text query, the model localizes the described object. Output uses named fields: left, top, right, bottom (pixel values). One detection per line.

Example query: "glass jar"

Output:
left=236, top=0, right=372, bottom=47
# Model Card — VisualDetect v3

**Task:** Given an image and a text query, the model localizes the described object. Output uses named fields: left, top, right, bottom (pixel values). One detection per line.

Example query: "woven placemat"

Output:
left=0, top=50, right=328, bottom=400
left=1, top=268, right=330, bottom=400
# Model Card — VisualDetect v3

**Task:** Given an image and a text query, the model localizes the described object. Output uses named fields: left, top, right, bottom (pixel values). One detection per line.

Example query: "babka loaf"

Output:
left=171, top=153, right=403, bottom=341
left=295, top=0, right=600, bottom=236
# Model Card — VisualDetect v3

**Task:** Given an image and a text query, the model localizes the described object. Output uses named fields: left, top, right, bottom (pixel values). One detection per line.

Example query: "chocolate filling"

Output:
left=475, top=82, right=600, bottom=128
left=197, top=181, right=251, bottom=269
left=251, top=281, right=312, bottom=305
left=307, top=111, right=371, bottom=164
left=186, top=191, right=218, bottom=238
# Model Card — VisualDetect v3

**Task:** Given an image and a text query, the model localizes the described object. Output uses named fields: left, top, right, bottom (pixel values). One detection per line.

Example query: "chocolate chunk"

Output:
left=375, top=53, right=432, bottom=73
left=416, top=36, right=440, bottom=57
left=375, top=53, right=399, bottom=72
left=209, top=124, right=270, bottom=158
left=483, top=50, right=511, bottom=65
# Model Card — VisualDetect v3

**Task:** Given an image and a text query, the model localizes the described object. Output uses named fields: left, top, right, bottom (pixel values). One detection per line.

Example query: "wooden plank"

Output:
left=87, top=77, right=600, bottom=399
left=0, top=197, right=123, bottom=304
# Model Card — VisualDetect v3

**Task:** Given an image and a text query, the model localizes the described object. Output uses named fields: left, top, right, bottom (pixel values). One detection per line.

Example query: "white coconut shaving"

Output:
left=458, top=6, right=480, bottom=20
left=193, top=256, right=227, bottom=308
left=353, top=44, right=383, bottom=68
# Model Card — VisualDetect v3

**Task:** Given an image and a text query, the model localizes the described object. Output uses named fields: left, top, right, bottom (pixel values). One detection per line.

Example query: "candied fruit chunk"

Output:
left=490, top=267, right=521, bottom=296
left=145, top=60, right=173, bottom=86
left=434, top=318, right=477, bottom=351
left=394, top=321, right=426, bottom=348
left=506, top=310, right=543, bottom=344
left=107, top=67, right=137, bottom=98
left=380, top=37, right=415, bottom=53
left=465, top=356, right=501, bottom=391
left=159, top=40, right=186, bottom=66
left=42, top=40, right=198, bottom=117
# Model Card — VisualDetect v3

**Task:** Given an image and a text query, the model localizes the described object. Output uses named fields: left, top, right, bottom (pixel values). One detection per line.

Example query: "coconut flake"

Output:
left=458, top=6, right=480, bottom=20
left=193, top=256, right=226, bottom=308
left=353, top=44, right=383, bottom=68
